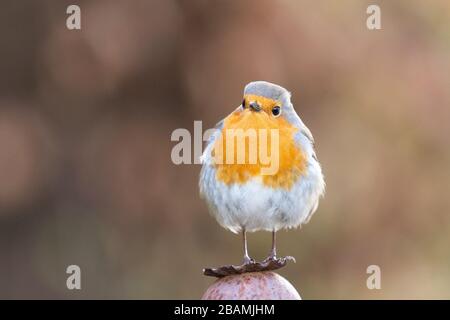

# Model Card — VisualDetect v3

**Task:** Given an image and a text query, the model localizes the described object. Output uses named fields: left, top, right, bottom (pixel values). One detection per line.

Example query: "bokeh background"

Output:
left=1, top=0, right=450, bottom=299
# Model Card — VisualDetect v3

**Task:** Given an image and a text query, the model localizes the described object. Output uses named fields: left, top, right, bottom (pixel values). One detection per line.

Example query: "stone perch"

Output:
left=202, top=271, right=301, bottom=300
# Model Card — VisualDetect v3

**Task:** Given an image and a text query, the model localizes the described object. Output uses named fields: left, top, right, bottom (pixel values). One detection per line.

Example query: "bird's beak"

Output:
left=249, top=101, right=261, bottom=112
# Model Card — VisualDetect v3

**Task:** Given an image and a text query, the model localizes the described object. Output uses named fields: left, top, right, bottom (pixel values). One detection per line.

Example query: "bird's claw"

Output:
left=262, top=254, right=277, bottom=264
left=262, top=254, right=296, bottom=266
left=242, top=256, right=256, bottom=265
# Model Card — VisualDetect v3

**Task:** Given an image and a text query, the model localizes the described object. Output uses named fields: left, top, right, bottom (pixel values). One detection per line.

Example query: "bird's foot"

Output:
left=242, top=255, right=256, bottom=266
left=262, top=253, right=277, bottom=264
left=262, top=254, right=296, bottom=265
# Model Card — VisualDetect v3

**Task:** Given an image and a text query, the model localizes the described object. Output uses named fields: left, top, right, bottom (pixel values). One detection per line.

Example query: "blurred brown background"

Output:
left=1, top=0, right=450, bottom=299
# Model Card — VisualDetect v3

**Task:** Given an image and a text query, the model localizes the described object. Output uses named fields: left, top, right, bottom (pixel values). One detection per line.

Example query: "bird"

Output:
left=199, top=81, right=325, bottom=268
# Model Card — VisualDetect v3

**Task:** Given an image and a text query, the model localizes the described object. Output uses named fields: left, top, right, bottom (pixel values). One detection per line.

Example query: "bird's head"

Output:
left=236, top=81, right=297, bottom=128
left=214, top=81, right=307, bottom=185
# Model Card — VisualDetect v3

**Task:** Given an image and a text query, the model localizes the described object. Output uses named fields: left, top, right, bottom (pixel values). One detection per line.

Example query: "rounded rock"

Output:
left=202, top=271, right=301, bottom=300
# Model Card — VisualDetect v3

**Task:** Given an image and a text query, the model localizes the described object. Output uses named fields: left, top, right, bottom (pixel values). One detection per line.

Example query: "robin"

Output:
left=200, top=81, right=325, bottom=275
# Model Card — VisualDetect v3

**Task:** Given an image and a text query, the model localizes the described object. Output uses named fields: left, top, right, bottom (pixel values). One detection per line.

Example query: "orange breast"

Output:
left=213, top=108, right=306, bottom=190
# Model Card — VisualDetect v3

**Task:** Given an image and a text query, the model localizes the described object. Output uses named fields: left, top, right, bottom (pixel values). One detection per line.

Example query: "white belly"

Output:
left=199, top=160, right=324, bottom=233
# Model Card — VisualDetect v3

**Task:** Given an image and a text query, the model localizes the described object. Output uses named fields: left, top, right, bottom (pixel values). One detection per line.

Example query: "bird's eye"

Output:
left=242, top=99, right=246, bottom=109
left=272, top=106, right=281, bottom=117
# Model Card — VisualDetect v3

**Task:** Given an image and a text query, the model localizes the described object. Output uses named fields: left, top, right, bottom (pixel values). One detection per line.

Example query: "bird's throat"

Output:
left=212, top=110, right=307, bottom=190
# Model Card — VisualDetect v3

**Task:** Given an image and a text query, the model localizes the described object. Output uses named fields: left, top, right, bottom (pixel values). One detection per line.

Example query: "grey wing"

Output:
left=206, top=119, right=223, bottom=146
left=294, top=121, right=317, bottom=161
left=299, top=123, right=314, bottom=146
left=199, top=119, right=223, bottom=199
left=293, top=122, right=325, bottom=224
left=200, top=119, right=223, bottom=166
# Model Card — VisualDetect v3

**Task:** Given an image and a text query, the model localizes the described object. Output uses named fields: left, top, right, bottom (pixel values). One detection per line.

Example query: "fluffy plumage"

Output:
left=199, top=81, right=325, bottom=234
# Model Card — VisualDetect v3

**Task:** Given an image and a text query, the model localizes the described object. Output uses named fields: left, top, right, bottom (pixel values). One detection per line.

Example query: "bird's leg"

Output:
left=242, top=229, right=254, bottom=265
left=264, top=230, right=277, bottom=262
